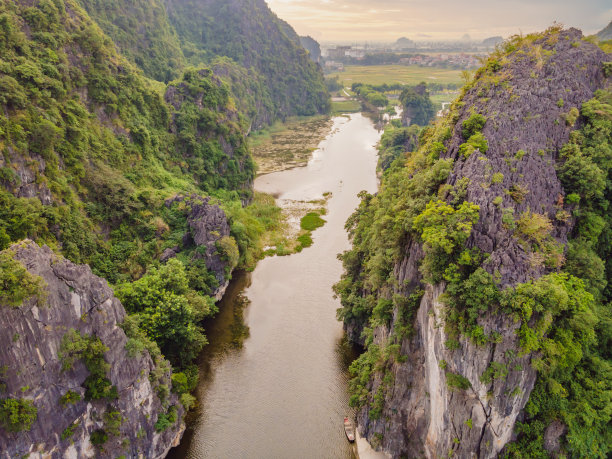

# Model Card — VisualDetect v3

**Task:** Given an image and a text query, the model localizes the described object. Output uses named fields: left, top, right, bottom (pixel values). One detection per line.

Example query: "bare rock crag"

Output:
left=0, top=241, right=183, bottom=458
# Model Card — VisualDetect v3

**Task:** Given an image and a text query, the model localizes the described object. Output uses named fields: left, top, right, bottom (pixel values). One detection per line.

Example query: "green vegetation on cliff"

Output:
left=0, top=398, right=37, bottom=432
left=0, top=0, right=330, bottom=451
left=71, top=0, right=330, bottom=127
left=0, top=0, right=287, bottom=406
left=76, top=0, right=185, bottom=82
left=166, top=0, right=329, bottom=117
left=503, top=87, right=612, bottom=459
left=336, top=28, right=612, bottom=457
left=0, top=0, right=258, bottom=282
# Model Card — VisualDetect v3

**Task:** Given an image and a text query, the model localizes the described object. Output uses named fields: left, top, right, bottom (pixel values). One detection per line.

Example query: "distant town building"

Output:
left=345, top=49, right=365, bottom=59
left=324, top=61, right=344, bottom=71
left=327, top=46, right=352, bottom=60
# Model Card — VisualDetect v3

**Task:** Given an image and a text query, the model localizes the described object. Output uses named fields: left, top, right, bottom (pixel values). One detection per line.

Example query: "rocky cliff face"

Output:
left=299, top=36, right=322, bottom=63
left=341, top=28, right=610, bottom=458
left=359, top=284, right=537, bottom=458
left=0, top=242, right=183, bottom=458
left=164, top=195, right=234, bottom=300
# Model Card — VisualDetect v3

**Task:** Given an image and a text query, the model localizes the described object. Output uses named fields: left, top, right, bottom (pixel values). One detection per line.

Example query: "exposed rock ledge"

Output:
left=164, top=195, right=233, bottom=300
left=0, top=241, right=183, bottom=458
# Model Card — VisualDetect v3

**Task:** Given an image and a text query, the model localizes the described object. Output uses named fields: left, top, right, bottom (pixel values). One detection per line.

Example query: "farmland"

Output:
left=327, top=65, right=465, bottom=87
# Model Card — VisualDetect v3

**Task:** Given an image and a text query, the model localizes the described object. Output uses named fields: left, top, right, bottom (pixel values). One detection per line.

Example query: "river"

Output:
left=168, top=113, right=381, bottom=458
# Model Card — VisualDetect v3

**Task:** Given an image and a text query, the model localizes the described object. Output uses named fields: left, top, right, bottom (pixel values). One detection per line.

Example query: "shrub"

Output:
left=566, top=193, right=580, bottom=204
left=461, top=113, right=487, bottom=139
left=491, top=172, right=504, bottom=184
left=446, top=372, right=471, bottom=390
left=558, top=145, right=605, bottom=201
left=103, top=410, right=122, bottom=436
left=445, top=339, right=461, bottom=351
left=502, top=207, right=516, bottom=230
left=300, top=212, right=325, bottom=231
left=459, top=132, right=488, bottom=159
left=372, top=298, right=394, bottom=325
left=216, top=235, right=239, bottom=270
left=61, top=421, right=78, bottom=440
left=90, top=429, right=108, bottom=446
left=59, top=390, right=81, bottom=407
left=59, top=330, right=117, bottom=401
left=564, top=107, right=579, bottom=126
left=516, top=212, right=553, bottom=245
left=507, top=183, right=529, bottom=203
left=180, top=393, right=196, bottom=411
left=0, top=398, right=37, bottom=432
left=480, top=362, right=509, bottom=384
left=0, top=251, right=47, bottom=307
left=413, top=200, right=480, bottom=281
left=155, top=405, right=178, bottom=432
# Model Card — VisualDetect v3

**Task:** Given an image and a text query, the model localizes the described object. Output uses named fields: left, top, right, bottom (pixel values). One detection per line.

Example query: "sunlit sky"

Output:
left=266, top=0, right=611, bottom=43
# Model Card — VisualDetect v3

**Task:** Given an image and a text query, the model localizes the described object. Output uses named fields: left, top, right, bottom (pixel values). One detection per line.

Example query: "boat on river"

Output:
left=344, top=417, right=355, bottom=442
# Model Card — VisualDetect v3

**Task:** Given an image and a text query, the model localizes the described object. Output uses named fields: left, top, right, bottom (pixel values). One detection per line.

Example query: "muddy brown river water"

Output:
left=168, top=113, right=381, bottom=458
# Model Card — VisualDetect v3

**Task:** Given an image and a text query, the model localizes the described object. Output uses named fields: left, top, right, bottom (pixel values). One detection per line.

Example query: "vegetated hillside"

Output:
left=73, top=0, right=329, bottom=129
left=76, top=0, right=186, bottom=82
left=164, top=0, right=330, bottom=123
left=335, top=27, right=611, bottom=458
left=0, top=0, right=255, bottom=272
left=0, top=0, right=284, bottom=453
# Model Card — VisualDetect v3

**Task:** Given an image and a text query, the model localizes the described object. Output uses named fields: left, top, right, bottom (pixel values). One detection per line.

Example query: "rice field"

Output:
left=328, top=65, right=465, bottom=87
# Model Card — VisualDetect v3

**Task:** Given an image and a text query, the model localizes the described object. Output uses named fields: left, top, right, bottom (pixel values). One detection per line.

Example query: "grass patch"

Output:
left=331, top=99, right=361, bottom=114
left=300, top=212, right=326, bottom=231
left=296, top=233, right=313, bottom=251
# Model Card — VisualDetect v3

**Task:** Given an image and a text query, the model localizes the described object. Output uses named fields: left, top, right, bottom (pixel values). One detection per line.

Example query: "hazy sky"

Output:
left=266, top=0, right=611, bottom=42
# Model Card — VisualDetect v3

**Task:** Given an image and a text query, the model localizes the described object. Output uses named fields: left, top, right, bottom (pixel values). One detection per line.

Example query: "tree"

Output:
left=399, top=82, right=436, bottom=126
left=0, top=398, right=37, bottom=432
left=115, top=259, right=211, bottom=366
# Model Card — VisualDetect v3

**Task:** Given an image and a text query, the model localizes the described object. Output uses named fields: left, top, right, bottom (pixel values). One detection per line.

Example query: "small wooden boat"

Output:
left=344, top=417, right=355, bottom=442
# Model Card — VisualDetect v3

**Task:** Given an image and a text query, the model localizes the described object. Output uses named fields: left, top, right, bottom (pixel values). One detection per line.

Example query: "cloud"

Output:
left=266, top=0, right=611, bottom=41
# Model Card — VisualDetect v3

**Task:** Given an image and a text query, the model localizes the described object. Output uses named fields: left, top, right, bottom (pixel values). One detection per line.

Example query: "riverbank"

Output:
left=249, top=115, right=334, bottom=175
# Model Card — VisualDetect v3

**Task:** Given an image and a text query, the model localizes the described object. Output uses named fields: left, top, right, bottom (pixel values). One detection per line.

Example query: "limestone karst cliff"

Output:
left=0, top=241, right=184, bottom=458
left=336, top=27, right=611, bottom=458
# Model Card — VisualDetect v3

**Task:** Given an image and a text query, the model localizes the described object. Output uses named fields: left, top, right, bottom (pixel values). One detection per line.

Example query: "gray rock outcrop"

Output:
left=165, top=195, right=233, bottom=299
left=0, top=241, right=184, bottom=458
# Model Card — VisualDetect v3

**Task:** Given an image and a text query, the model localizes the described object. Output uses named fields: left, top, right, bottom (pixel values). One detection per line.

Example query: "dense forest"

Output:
left=0, top=0, right=328, bottom=455
left=336, top=27, right=612, bottom=457
left=76, top=0, right=329, bottom=128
